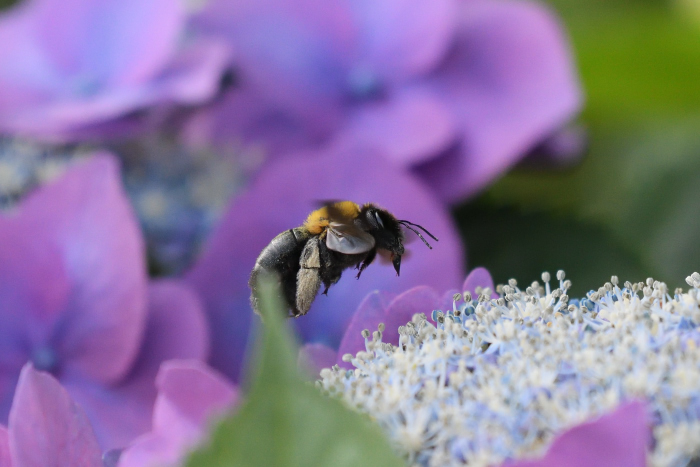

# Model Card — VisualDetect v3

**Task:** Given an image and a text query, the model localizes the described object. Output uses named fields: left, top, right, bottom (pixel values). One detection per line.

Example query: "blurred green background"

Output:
left=458, top=0, right=700, bottom=295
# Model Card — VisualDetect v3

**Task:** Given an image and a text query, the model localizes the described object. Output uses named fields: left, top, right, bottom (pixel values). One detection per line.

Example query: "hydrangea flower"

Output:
left=190, top=0, right=582, bottom=201
left=0, top=0, right=229, bottom=141
left=117, top=359, right=239, bottom=467
left=0, top=154, right=208, bottom=450
left=186, top=142, right=464, bottom=381
left=318, top=270, right=700, bottom=465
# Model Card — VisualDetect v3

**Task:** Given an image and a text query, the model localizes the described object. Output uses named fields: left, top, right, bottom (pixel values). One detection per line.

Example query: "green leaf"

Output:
left=186, top=275, right=404, bottom=467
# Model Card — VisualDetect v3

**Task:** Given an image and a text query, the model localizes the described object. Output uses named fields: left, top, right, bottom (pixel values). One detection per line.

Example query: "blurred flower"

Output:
left=318, top=271, right=700, bottom=465
left=186, top=142, right=465, bottom=381
left=117, top=359, right=239, bottom=467
left=120, top=137, right=245, bottom=275
left=0, top=138, right=92, bottom=208
left=3, top=364, right=103, bottom=467
left=0, top=154, right=208, bottom=450
left=0, top=0, right=229, bottom=141
left=191, top=0, right=582, bottom=202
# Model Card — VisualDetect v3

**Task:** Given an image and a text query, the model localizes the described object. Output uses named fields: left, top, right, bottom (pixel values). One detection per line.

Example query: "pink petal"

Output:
left=382, top=286, right=441, bottom=345
left=124, top=280, right=210, bottom=393
left=0, top=154, right=147, bottom=385
left=462, top=267, right=496, bottom=296
left=30, top=155, right=147, bottom=384
left=351, top=0, right=456, bottom=81
left=8, top=364, right=102, bottom=467
left=0, top=226, right=70, bottom=367
left=197, top=0, right=357, bottom=130
left=0, top=0, right=228, bottom=141
left=118, top=360, right=238, bottom=467
left=336, top=286, right=440, bottom=368
left=0, top=5, right=52, bottom=111
left=506, top=401, right=649, bottom=467
left=183, top=85, right=325, bottom=159
left=153, top=360, right=238, bottom=432
left=0, top=375, right=20, bottom=428
left=0, top=426, right=10, bottom=467
left=150, top=38, right=231, bottom=105
left=63, top=280, right=209, bottom=450
left=298, top=344, right=339, bottom=378
left=339, top=90, right=458, bottom=166
left=31, top=0, right=184, bottom=86
left=422, top=0, right=582, bottom=201
left=61, top=378, right=153, bottom=452
left=336, top=292, right=392, bottom=368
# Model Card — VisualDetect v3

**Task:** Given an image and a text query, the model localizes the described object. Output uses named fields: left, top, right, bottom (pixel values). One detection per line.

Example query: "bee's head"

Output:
left=361, top=204, right=440, bottom=276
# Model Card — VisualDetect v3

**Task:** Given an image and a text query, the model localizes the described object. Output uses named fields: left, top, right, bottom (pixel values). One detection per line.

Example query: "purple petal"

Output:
left=505, top=401, right=649, bottom=467
left=29, top=0, right=184, bottom=85
left=63, top=280, right=209, bottom=450
left=462, top=267, right=495, bottom=296
left=153, top=360, right=238, bottom=432
left=0, top=375, right=20, bottom=429
left=37, top=155, right=148, bottom=384
left=298, top=343, right=338, bottom=377
left=196, top=0, right=356, bottom=130
left=337, top=287, right=440, bottom=368
left=61, top=378, right=153, bottom=452
left=118, top=360, right=238, bottom=467
left=339, top=90, right=458, bottom=166
left=0, top=0, right=229, bottom=141
left=8, top=364, right=102, bottom=467
left=0, top=154, right=148, bottom=385
left=350, top=0, right=456, bottom=82
left=0, top=224, right=70, bottom=374
left=420, top=0, right=582, bottom=201
left=186, top=143, right=464, bottom=381
left=336, top=291, right=394, bottom=368
left=183, top=85, right=324, bottom=159
left=146, top=38, right=231, bottom=105
left=0, top=425, right=10, bottom=467
left=123, top=280, right=210, bottom=393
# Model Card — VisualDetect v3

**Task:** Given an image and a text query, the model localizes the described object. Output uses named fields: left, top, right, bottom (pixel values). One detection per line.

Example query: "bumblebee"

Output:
left=249, top=201, right=438, bottom=317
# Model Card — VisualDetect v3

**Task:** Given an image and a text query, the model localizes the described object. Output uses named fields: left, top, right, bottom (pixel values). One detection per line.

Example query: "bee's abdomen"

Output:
left=249, top=228, right=311, bottom=315
left=253, top=228, right=308, bottom=270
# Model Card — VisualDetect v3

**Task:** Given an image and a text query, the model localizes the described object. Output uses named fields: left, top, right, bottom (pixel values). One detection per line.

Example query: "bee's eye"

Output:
left=374, top=211, right=384, bottom=229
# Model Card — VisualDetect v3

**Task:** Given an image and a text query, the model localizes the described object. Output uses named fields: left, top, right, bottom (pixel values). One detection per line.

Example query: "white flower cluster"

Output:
left=318, top=271, right=700, bottom=467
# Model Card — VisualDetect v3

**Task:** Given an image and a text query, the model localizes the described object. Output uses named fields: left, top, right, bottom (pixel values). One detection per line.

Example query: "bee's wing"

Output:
left=326, top=222, right=375, bottom=254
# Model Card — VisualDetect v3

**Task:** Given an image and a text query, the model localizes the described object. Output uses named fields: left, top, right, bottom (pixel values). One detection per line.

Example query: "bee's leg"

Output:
left=296, top=238, right=322, bottom=316
left=356, top=249, right=376, bottom=279
left=322, top=281, right=334, bottom=295
left=317, top=242, right=341, bottom=295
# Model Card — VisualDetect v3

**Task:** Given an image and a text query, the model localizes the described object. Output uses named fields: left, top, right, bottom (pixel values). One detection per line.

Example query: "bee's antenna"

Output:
left=399, top=221, right=434, bottom=249
left=398, top=220, right=439, bottom=242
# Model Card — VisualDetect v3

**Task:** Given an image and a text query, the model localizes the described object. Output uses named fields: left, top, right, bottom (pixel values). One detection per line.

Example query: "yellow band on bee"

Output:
left=304, top=201, right=360, bottom=234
